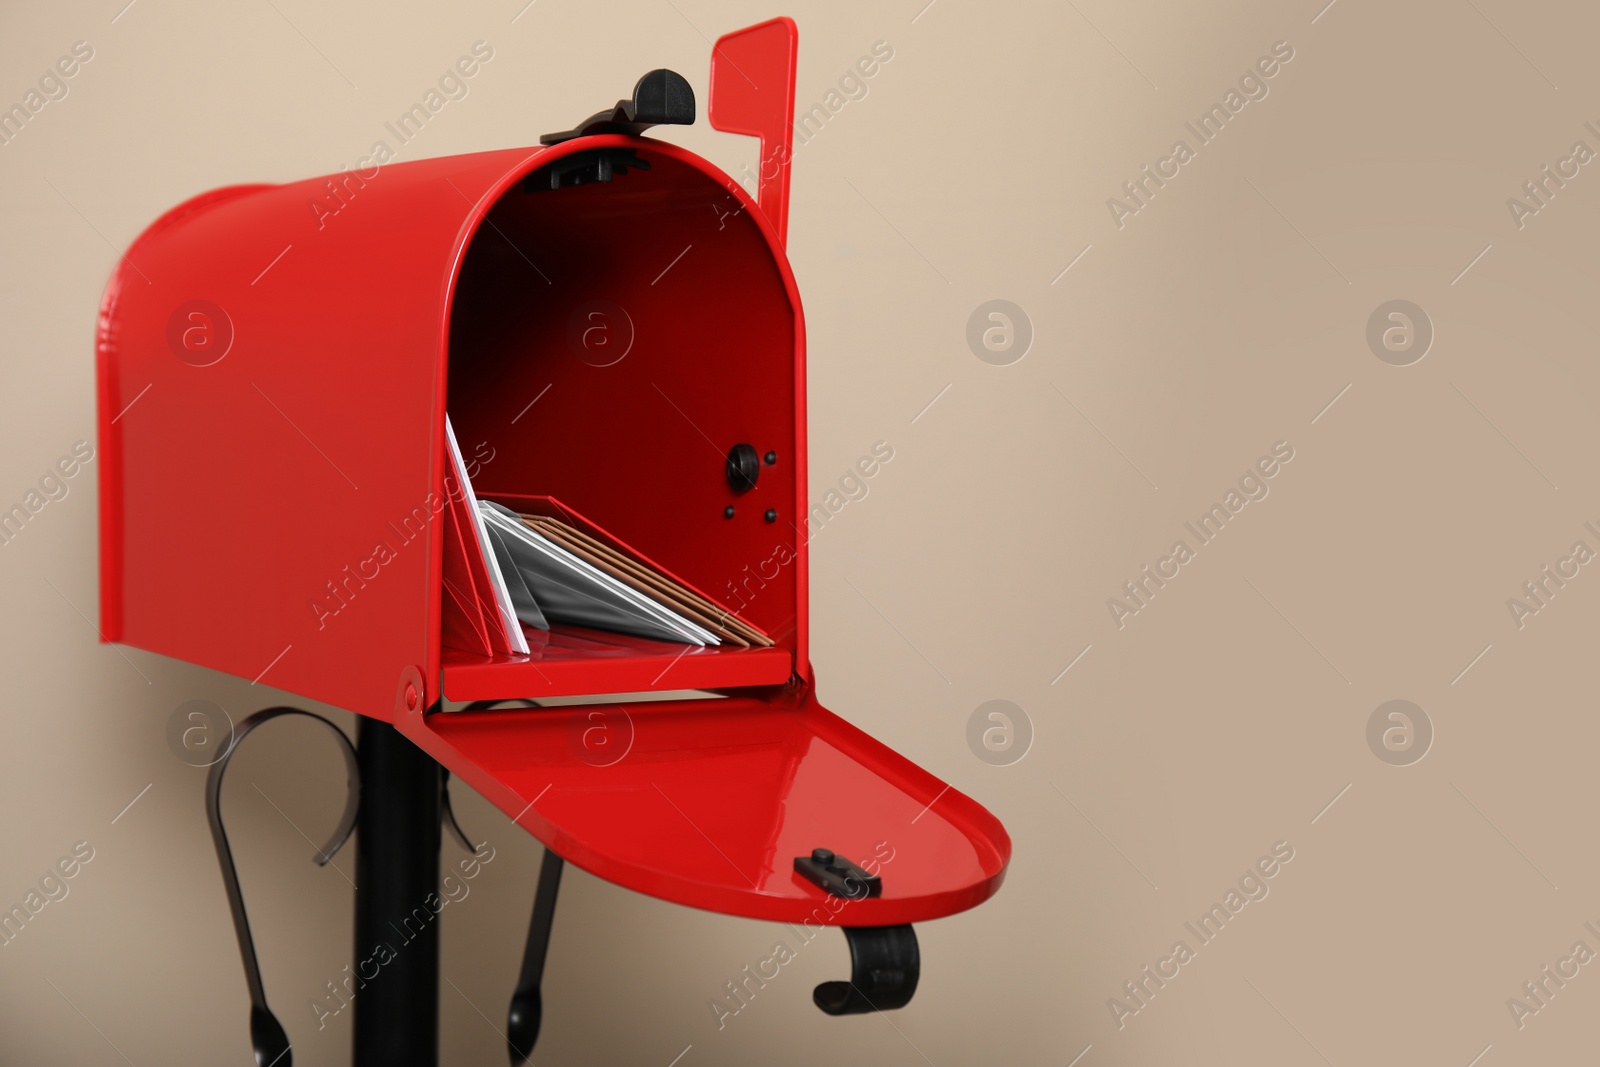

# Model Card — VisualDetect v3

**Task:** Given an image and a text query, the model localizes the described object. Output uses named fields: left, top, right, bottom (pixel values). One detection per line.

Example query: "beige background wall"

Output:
left=3, top=0, right=1598, bottom=1063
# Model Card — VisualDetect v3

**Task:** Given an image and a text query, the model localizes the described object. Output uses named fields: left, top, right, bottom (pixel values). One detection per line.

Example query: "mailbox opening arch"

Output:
left=436, top=135, right=807, bottom=700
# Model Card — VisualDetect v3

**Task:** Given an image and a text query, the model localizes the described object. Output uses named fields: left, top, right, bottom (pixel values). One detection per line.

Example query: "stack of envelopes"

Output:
left=477, top=501, right=773, bottom=648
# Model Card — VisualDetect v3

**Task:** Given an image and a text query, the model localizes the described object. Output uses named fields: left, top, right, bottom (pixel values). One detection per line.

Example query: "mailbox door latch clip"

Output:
left=540, top=68, right=695, bottom=145
left=794, top=847, right=882, bottom=899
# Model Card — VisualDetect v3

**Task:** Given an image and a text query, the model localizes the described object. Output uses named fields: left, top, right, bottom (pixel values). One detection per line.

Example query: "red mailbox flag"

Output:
left=709, top=17, right=799, bottom=247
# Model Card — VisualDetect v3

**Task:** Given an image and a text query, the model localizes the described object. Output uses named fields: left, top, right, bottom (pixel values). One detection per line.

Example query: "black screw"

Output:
left=764, top=451, right=777, bottom=465
left=724, top=506, right=735, bottom=519
left=764, top=509, right=777, bottom=523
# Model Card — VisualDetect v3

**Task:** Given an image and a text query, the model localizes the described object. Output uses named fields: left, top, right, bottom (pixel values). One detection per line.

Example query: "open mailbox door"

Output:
left=97, top=15, right=1009, bottom=1056
left=409, top=690, right=1008, bottom=926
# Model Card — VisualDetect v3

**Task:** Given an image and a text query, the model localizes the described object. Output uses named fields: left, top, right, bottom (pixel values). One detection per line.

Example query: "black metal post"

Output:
left=354, top=716, right=442, bottom=1067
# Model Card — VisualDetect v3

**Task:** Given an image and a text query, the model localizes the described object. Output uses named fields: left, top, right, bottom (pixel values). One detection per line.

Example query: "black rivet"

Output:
left=764, top=451, right=777, bottom=465
left=764, top=509, right=777, bottom=523
left=812, top=848, right=834, bottom=864
left=724, top=506, right=735, bottom=519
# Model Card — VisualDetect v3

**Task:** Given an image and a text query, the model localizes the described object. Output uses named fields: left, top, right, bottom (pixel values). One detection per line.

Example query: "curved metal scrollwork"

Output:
left=507, top=849, right=564, bottom=1065
left=447, top=698, right=565, bottom=1066
left=814, top=925, right=920, bottom=1016
left=205, top=707, right=360, bottom=1067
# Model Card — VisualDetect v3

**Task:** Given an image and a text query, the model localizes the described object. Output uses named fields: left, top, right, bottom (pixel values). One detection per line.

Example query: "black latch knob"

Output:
left=726, top=443, right=759, bottom=495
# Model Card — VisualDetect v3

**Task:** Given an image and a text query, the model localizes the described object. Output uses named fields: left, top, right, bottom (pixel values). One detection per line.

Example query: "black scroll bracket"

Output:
left=815, top=925, right=921, bottom=1016
left=507, top=848, right=564, bottom=1065
left=793, top=848, right=919, bottom=1015
left=205, top=707, right=361, bottom=1067
left=451, top=698, right=565, bottom=1066
left=439, top=769, right=475, bottom=854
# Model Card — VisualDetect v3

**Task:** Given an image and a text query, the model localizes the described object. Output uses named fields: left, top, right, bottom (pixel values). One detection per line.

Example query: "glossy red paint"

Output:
left=97, top=134, right=804, bottom=715
left=96, top=20, right=1010, bottom=924
left=403, top=689, right=1009, bottom=925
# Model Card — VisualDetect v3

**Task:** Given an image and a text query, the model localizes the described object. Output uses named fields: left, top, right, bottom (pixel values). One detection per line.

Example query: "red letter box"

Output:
left=96, top=16, right=1009, bottom=1060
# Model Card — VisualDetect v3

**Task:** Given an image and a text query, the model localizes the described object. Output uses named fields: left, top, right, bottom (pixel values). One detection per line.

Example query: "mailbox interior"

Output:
left=441, top=141, right=803, bottom=699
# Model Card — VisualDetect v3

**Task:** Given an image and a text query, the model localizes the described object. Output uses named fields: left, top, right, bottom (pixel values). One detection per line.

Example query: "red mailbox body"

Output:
left=97, top=21, right=1009, bottom=927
